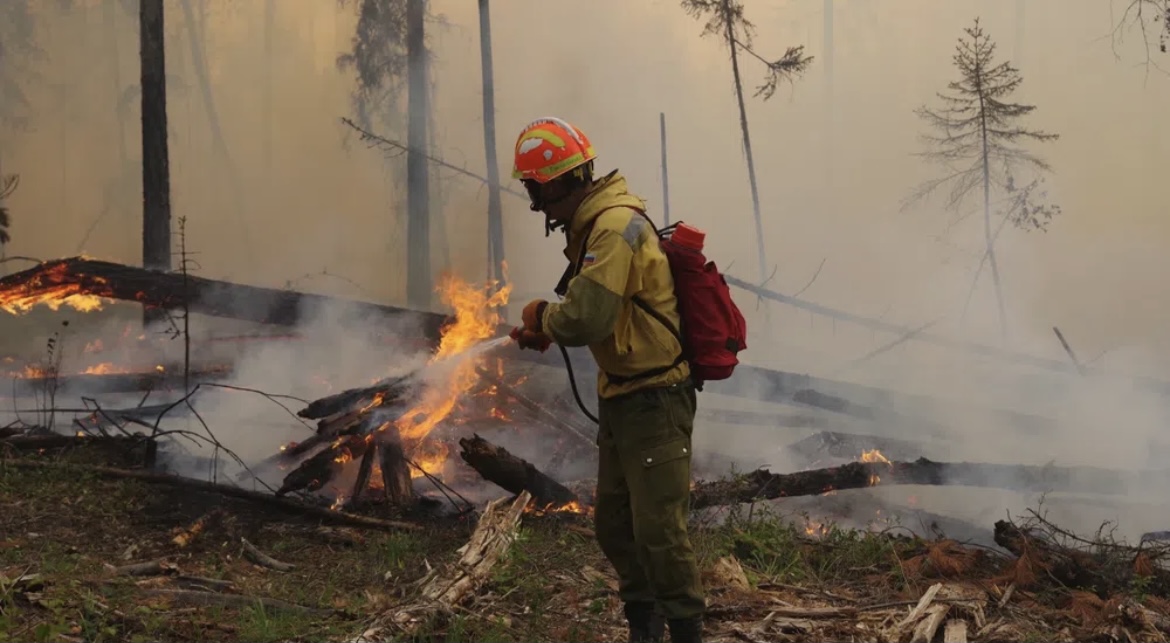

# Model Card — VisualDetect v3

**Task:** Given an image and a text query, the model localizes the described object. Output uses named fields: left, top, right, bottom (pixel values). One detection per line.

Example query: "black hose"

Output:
left=558, top=344, right=600, bottom=425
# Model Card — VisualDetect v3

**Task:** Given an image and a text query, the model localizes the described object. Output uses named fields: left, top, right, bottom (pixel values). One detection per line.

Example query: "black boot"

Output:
left=667, top=617, right=703, bottom=643
left=623, top=602, right=665, bottom=643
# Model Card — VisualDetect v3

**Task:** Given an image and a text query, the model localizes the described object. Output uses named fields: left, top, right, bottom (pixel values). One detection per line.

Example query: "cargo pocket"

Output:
left=636, top=438, right=693, bottom=513
left=639, top=438, right=691, bottom=469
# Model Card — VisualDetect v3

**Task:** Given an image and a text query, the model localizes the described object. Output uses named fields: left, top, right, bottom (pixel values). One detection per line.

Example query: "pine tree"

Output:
left=908, top=18, right=1059, bottom=341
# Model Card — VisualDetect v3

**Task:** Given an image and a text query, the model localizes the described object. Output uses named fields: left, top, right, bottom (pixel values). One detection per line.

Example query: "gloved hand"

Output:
left=521, top=299, right=548, bottom=333
left=509, top=326, right=551, bottom=352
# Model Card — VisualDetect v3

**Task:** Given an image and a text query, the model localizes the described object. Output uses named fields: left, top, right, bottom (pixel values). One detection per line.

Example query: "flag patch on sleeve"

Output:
left=581, top=253, right=597, bottom=267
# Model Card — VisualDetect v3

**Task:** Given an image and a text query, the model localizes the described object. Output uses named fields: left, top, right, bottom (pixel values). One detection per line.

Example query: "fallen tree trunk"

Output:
left=355, top=491, right=530, bottom=641
left=458, top=434, right=579, bottom=509
left=782, top=431, right=927, bottom=465
left=0, top=257, right=449, bottom=339
left=0, top=459, right=418, bottom=531
left=5, top=368, right=231, bottom=398
left=690, top=457, right=1170, bottom=509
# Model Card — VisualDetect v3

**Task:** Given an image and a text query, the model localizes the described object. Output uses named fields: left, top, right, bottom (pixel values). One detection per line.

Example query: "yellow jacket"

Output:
left=540, top=170, right=690, bottom=399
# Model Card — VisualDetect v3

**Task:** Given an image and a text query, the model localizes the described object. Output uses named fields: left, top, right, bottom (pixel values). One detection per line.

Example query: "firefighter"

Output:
left=509, top=117, right=705, bottom=643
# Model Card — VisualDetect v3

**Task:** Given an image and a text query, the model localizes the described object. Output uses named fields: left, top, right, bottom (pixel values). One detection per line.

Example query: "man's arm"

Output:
left=540, top=226, right=634, bottom=347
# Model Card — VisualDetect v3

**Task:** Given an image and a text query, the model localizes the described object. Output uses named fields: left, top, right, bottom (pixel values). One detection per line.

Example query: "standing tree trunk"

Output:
left=977, top=93, right=1008, bottom=342
left=405, top=0, right=432, bottom=309
left=722, top=0, right=767, bottom=284
left=263, top=0, right=274, bottom=181
left=140, top=0, right=172, bottom=278
left=478, top=0, right=506, bottom=308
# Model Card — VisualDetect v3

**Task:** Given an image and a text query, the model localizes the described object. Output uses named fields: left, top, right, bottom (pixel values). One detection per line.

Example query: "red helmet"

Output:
left=512, top=117, right=597, bottom=184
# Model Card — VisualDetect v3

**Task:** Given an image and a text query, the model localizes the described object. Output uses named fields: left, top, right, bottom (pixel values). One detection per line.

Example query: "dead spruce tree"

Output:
left=907, top=18, right=1059, bottom=342
left=680, top=0, right=812, bottom=284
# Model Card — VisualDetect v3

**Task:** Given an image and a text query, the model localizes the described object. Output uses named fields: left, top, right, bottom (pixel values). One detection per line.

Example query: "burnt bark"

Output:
left=139, top=0, right=172, bottom=275
left=0, top=258, right=448, bottom=339
left=277, top=434, right=371, bottom=497
left=690, top=457, right=1170, bottom=509
left=6, top=367, right=231, bottom=398
left=298, top=374, right=416, bottom=420
left=458, top=434, right=579, bottom=509
left=379, top=426, right=414, bottom=505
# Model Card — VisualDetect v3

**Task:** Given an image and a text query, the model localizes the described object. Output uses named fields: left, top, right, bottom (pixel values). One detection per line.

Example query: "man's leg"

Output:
left=607, top=383, right=705, bottom=640
left=595, top=400, right=662, bottom=642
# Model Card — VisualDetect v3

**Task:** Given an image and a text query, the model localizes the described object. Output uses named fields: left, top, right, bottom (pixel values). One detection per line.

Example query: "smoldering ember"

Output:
left=2, top=2, right=1170, bottom=642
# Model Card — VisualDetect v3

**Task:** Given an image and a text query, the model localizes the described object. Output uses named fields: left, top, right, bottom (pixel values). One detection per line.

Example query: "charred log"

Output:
left=0, top=257, right=449, bottom=338
left=349, top=445, right=377, bottom=507
left=379, top=427, right=414, bottom=506
left=458, top=434, right=579, bottom=509
left=782, top=431, right=926, bottom=465
left=276, top=434, right=371, bottom=497
left=690, top=457, right=1170, bottom=509
left=6, top=367, right=231, bottom=398
left=297, top=375, right=416, bottom=420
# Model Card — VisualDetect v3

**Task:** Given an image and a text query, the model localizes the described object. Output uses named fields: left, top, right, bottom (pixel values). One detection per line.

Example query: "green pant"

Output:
left=594, top=380, right=705, bottom=621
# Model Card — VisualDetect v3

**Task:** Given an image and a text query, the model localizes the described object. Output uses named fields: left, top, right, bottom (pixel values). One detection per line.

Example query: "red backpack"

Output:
left=555, top=208, right=748, bottom=390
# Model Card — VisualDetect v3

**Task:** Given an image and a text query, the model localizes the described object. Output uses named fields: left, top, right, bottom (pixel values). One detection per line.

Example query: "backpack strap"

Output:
left=550, top=205, right=689, bottom=386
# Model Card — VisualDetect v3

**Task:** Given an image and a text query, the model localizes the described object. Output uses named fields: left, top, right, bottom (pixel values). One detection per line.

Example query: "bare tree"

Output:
left=680, top=0, right=813, bottom=284
left=907, top=18, right=1060, bottom=342
left=1110, top=0, right=1168, bottom=76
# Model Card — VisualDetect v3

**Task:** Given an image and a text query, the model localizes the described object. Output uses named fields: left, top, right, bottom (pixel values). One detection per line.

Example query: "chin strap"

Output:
left=544, top=216, right=567, bottom=237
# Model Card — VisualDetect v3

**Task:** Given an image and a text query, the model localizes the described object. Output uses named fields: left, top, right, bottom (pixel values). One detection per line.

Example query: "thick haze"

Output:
left=2, top=2, right=1168, bottom=405
left=2, top=0, right=1169, bottom=540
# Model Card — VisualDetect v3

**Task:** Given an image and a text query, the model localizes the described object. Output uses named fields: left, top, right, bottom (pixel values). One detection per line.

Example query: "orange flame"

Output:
left=0, top=263, right=111, bottom=314
left=860, top=449, right=892, bottom=486
left=377, top=268, right=512, bottom=478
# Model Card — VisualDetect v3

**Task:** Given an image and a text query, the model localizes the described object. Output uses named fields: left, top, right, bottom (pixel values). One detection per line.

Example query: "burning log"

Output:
left=297, top=375, right=416, bottom=421
left=378, top=426, right=414, bottom=506
left=0, top=257, right=448, bottom=339
left=782, top=431, right=927, bottom=465
left=276, top=433, right=371, bottom=497
left=357, top=491, right=531, bottom=641
left=349, top=446, right=378, bottom=506
left=3, top=459, right=420, bottom=531
left=458, top=434, right=580, bottom=510
left=690, top=457, right=1170, bottom=510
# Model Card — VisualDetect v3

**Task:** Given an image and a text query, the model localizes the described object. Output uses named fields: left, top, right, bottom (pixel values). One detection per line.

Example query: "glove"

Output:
left=521, top=299, right=548, bottom=333
left=509, top=326, right=551, bottom=352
